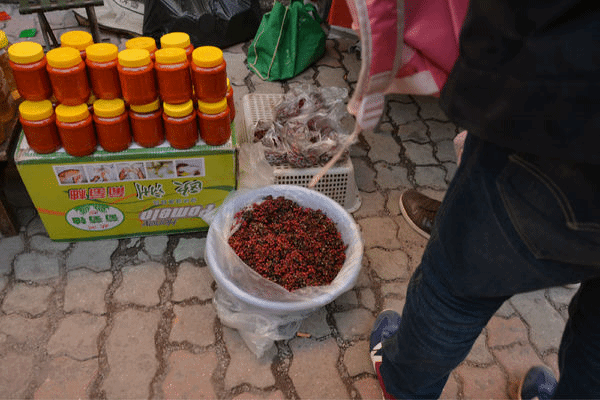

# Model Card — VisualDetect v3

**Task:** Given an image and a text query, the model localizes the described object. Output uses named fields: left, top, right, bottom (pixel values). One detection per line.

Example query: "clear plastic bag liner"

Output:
left=205, top=185, right=363, bottom=356
left=238, top=142, right=276, bottom=189
left=213, top=288, right=310, bottom=357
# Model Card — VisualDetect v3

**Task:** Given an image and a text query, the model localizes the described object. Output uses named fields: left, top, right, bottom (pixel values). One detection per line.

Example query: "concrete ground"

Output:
left=0, top=3, right=576, bottom=399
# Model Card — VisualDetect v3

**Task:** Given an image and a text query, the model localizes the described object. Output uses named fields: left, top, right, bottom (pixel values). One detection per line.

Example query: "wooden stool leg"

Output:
left=85, top=5, right=102, bottom=43
left=37, top=11, right=59, bottom=50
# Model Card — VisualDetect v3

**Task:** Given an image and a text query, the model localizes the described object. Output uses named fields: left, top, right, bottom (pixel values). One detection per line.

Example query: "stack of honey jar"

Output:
left=8, top=31, right=235, bottom=156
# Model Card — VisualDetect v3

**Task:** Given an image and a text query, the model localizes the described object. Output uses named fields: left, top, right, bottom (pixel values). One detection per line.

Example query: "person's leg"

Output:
left=378, top=249, right=506, bottom=397
left=521, top=279, right=600, bottom=399
left=377, top=135, right=600, bottom=398
left=553, top=279, right=600, bottom=398
left=378, top=135, right=511, bottom=397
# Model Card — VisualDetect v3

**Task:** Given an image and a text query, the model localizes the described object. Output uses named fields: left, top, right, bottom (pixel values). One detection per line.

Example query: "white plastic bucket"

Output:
left=205, top=185, right=364, bottom=314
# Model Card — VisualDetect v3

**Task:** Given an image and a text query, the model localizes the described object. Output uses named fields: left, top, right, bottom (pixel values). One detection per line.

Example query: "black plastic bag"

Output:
left=143, top=0, right=263, bottom=49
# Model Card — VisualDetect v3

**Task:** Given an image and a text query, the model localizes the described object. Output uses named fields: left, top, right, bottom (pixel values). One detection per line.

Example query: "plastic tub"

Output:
left=205, top=185, right=363, bottom=355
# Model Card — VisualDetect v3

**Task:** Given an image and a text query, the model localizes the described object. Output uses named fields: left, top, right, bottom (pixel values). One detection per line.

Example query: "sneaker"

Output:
left=519, top=366, right=557, bottom=400
left=399, top=189, right=441, bottom=239
left=370, top=310, right=402, bottom=400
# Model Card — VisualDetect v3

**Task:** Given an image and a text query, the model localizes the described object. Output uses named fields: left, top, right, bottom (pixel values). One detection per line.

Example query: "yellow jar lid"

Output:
left=60, top=30, right=94, bottom=51
left=192, top=46, right=223, bottom=68
left=155, top=47, right=187, bottom=64
left=118, top=48, right=151, bottom=67
left=55, top=103, right=90, bottom=122
left=198, top=98, right=227, bottom=114
left=8, top=41, right=45, bottom=64
left=160, top=32, right=191, bottom=49
left=0, top=31, right=8, bottom=49
left=46, top=47, right=82, bottom=68
left=19, top=100, right=54, bottom=121
left=126, top=36, right=157, bottom=53
left=93, top=98, right=125, bottom=118
left=86, top=43, right=118, bottom=63
left=163, top=99, right=193, bottom=117
left=130, top=98, right=160, bottom=113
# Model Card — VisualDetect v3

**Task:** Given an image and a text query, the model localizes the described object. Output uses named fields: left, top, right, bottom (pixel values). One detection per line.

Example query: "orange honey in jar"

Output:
left=19, top=100, right=61, bottom=154
left=163, top=99, right=198, bottom=149
left=55, top=103, right=97, bottom=157
left=93, top=98, right=131, bottom=152
left=125, top=36, right=157, bottom=61
left=154, top=47, right=192, bottom=104
left=117, top=48, right=157, bottom=106
left=8, top=41, right=52, bottom=101
left=197, top=98, right=231, bottom=146
left=191, top=46, right=227, bottom=103
left=86, top=43, right=121, bottom=99
left=46, top=47, right=90, bottom=106
left=129, top=98, right=164, bottom=148
left=60, top=30, right=94, bottom=60
left=160, top=32, right=193, bottom=64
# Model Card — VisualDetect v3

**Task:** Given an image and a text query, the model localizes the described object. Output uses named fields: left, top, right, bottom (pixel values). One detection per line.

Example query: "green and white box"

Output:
left=14, top=131, right=237, bottom=241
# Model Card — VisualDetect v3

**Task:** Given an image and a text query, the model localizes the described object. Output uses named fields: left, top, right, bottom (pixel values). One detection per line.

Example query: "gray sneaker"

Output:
left=519, top=365, right=557, bottom=400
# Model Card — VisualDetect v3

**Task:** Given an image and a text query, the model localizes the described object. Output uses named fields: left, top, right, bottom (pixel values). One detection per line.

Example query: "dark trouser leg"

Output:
left=379, top=135, right=600, bottom=398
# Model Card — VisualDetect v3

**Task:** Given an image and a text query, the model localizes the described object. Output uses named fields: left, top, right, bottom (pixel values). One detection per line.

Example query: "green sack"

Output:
left=247, top=0, right=326, bottom=81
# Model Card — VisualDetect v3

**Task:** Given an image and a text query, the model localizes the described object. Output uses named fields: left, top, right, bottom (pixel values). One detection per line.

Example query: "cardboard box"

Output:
left=14, top=131, right=237, bottom=241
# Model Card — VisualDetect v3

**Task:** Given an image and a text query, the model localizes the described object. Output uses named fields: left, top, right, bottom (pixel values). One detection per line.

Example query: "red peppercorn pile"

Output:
left=228, top=196, right=347, bottom=291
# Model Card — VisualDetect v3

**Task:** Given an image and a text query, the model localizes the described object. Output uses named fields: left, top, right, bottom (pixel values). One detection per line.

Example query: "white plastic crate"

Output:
left=242, top=93, right=361, bottom=212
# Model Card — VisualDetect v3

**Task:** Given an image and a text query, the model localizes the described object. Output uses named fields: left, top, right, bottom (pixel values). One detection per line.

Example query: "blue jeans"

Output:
left=380, top=134, right=600, bottom=398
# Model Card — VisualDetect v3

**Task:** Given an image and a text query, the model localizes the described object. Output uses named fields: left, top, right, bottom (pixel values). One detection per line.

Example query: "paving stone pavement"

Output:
left=0, top=4, right=579, bottom=399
